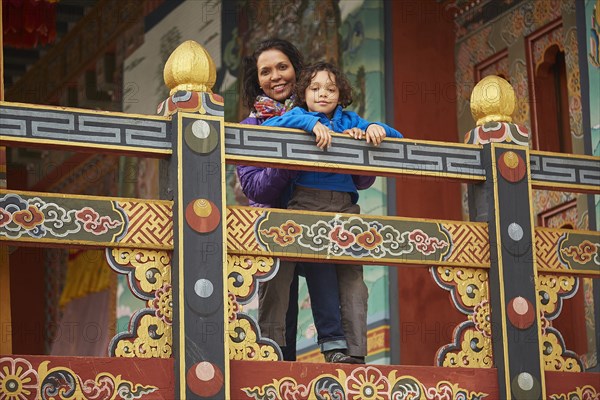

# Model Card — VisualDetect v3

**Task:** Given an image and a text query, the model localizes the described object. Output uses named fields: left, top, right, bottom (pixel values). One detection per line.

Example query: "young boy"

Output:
left=261, top=62, right=403, bottom=363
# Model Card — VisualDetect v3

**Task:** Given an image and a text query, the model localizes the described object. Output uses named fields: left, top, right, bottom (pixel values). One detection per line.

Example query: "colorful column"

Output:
left=161, top=41, right=228, bottom=400
left=0, top=1, right=12, bottom=355
left=466, top=76, right=545, bottom=399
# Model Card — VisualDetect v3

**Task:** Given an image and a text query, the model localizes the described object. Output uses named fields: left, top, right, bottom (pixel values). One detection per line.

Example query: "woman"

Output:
left=236, top=38, right=358, bottom=363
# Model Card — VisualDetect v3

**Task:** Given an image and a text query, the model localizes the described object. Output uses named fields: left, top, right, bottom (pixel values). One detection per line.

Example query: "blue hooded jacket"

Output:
left=262, top=106, right=403, bottom=201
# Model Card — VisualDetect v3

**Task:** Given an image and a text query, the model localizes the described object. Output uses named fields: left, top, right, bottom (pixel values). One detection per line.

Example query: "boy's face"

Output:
left=305, top=70, right=339, bottom=118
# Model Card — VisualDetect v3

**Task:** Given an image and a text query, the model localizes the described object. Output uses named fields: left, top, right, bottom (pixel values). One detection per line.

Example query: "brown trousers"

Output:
left=258, top=186, right=368, bottom=356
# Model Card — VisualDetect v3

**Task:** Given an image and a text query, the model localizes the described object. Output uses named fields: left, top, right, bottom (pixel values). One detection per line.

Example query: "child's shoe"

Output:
left=349, top=356, right=365, bottom=364
left=323, top=350, right=361, bottom=364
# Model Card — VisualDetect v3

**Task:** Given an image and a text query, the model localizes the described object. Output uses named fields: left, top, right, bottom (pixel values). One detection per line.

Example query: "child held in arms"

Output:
left=261, top=61, right=403, bottom=363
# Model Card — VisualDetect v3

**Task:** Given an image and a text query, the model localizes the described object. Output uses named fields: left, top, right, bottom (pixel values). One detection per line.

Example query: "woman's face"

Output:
left=256, top=49, right=296, bottom=102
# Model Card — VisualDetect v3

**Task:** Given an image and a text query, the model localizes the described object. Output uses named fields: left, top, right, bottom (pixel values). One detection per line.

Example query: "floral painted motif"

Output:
left=549, top=385, right=598, bottom=400
left=36, top=360, right=158, bottom=400
left=11, top=205, right=44, bottom=230
left=346, top=367, right=390, bottom=400
left=229, top=316, right=280, bottom=361
left=355, top=228, right=384, bottom=251
left=0, top=357, right=38, bottom=400
left=150, top=284, right=172, bottom=325
left=242, top=369, right=487, bottom=400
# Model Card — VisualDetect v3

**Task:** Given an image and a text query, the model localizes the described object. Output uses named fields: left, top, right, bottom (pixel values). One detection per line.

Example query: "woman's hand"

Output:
left=312, top=121, right=333, bottom=149
left=365, top=124, right=387, bottom=146
left=344, top=127, right=365, bottom=140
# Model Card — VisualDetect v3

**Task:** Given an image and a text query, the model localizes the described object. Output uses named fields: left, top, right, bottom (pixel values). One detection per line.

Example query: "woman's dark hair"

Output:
left=294, top=62, right=353, bottom=110
left=242, top=38, right=304, bottom=110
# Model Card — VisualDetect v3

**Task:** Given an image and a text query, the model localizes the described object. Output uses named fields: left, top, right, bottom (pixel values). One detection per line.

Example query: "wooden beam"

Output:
left=535, top=227, right=600, bottom=276
left=0, top=355, right=175, bottom=398
left=530, top=150, right=600, bottom=194
left=0, top=190, right=173, bottom=250
left=226, top=206, right=490, bottom=268
left=0, top=102, right=172, bottom=157
left=225, top=122, right=487, bottom=182
left=230, top=360, right=499, bottom=398
left=0, top=1, right=11, bottom=355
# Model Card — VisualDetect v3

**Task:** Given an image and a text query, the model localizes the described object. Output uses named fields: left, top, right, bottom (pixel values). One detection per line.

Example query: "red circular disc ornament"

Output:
left=187, top=361, right=223, bottom=397
left=498, top=151, right=526, bottom=183
left=507, top=296, right=535, bottom=329
left=185, top=199, right=220, bottom=233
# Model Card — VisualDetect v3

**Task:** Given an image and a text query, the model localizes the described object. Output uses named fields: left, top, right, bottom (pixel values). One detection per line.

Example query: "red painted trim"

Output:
left=0, top=355, right=175, bottom=398
left=231, top=361, right=499, bottom=398
left=545, top=370, right=600, bottom=393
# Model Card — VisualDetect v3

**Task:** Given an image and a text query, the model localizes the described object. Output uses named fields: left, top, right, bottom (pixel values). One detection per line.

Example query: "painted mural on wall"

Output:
left=455, top=0, right=598, bottom=371
left=222, top=0, right=392, bottom=363
left=587, top=0, right=600, bottom=228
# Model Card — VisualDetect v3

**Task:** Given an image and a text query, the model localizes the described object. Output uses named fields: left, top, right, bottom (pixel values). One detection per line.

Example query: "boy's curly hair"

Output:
left=294, top=62, right=353, bottom=109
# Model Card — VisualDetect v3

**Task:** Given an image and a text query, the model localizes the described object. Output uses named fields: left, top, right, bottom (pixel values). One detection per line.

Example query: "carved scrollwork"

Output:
left=106, top=248, right=171, bottom=300
left=110, top=310, right=172, bottom=358
left=432, top=267, right=492, bottom=368
left=538, top=273, right=584, bottom=372
left=106, top=248, right=172, bottom=359
left=229, top=314, right=281, bottom=361
left=226, top=255, right=282, bottom=361
left=433, top=267, right=489, bottom=312
left=227, top=255, right=277, bottom=303
left=538, top=273, right=578, bottom=319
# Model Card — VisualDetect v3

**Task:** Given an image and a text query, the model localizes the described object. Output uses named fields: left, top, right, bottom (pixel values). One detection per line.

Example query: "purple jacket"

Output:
left=236, top=115, right=375, bottom=208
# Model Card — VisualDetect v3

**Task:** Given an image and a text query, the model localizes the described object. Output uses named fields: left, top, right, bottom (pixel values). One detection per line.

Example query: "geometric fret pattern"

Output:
left=0, top=103, right=172, bottom=155
left=119, top=201, right=173, bottom=248
left=530, top=152, right=600, bottom=192
left=226, top=207, right=267, bottom=253
left=535, top=229, right=564, bottom=271
left=443, top=224, right=490, bottom=265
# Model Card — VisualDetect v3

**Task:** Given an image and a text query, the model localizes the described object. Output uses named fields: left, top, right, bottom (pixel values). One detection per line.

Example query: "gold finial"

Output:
left=163, top=40, right=216, bottom=95
left=470, top=75, right=516, bottom=126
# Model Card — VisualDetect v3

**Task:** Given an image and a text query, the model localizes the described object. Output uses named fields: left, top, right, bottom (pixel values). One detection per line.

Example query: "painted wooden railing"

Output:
left=1, top=41, right=599, bottom=400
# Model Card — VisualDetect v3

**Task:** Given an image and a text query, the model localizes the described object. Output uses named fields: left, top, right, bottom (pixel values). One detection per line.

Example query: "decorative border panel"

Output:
left=0, top=356, right=174, bottom=399
left=230, top=361, right=498, bottom=399
left=0, top=102, right=172, bottom=155
left=535, top=228, right=600, bottom=275
left=530, top=152, right=600, bottom=192
left=0, top=190, right=173, bottom=249
left=226, top=206, right=490, bottom=268
left=225, top=123, right=486, bottom=181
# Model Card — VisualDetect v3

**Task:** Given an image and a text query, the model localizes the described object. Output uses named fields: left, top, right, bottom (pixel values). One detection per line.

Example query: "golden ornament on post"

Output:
left=470, top=75, right=516, bottom=126
left=163, top=40, right=217, bottom=95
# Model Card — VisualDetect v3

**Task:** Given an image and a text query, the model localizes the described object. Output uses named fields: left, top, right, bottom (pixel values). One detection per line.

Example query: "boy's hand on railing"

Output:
left=312, top=121, right=333, bottom=149
left=344, top=127, right=366, bottom=140
left=365, top=124, right=387, bottom=146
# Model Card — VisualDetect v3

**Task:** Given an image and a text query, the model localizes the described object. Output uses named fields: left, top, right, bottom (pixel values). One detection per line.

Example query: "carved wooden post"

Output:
left=0, top=1, right=11, bottom=354
left=160, top=41, right=228, bottom=400
left=465, top=76, right=545, bottom=399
